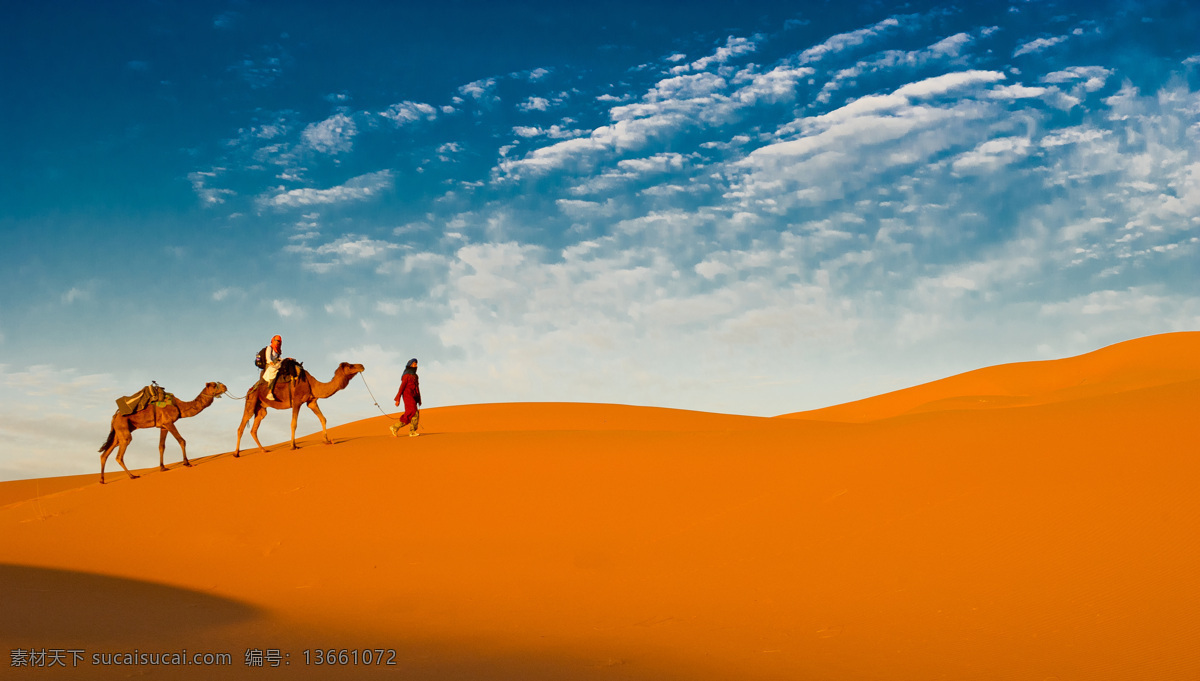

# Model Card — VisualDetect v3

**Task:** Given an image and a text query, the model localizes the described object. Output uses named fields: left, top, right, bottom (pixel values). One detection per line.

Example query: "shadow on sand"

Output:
left=0, top=564, right=261, bottom=642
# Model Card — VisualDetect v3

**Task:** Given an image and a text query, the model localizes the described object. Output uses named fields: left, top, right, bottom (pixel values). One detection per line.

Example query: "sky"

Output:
left=2, top=0, right=1199, bottom=481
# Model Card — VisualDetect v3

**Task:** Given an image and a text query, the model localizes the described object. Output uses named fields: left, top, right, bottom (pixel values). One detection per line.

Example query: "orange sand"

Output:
left=2, top=332, right=1198, bottom=679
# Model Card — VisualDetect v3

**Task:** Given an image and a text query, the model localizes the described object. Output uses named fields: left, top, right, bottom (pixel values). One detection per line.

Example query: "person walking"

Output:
left=390, top=358, right=422, bottom=437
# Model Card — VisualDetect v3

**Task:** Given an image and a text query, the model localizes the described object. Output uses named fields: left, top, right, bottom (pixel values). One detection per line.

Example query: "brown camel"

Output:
left=99, top=381, right=229, bottom=484
left=234, top=361, right=365, bottom=457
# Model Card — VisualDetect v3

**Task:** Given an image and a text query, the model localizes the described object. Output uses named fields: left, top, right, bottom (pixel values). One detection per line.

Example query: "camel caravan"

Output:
left=99, top=336, right=365, bottom=483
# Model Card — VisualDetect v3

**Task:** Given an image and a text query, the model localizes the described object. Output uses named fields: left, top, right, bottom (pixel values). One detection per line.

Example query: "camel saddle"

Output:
left=259, top=359, right=307, bottom=392
left=279, top=358, right=306, bottom=382
left=115, top=383, right=176, bottom=416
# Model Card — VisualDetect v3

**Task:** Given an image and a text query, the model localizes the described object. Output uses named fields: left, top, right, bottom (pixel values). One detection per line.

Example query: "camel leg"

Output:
left=100, top=434, right=118, bottom=485
left=234, top=399, right=256, bottom=457
left=165, top=423, right=189, bottom=468
left=101, top=422, right=135, bottom=484
left=307, top=401, right=331, bottom=444
left=249, top=406, right=268, bottom=454
left=114, top=436, right=140, bottom=482
left=289, top=405, right=301, bottom=450
left=158, top=428, right=169, bottom=471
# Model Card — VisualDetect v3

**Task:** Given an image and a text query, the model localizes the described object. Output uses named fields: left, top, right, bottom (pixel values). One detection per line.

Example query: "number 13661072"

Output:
left=303, top=649, right=396, bottom=665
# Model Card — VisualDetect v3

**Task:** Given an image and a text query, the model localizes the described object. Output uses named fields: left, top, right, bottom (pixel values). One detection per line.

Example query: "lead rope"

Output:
left=359, top=371, right=400, bottom=420
left=219, top=386, right=251, bottom=400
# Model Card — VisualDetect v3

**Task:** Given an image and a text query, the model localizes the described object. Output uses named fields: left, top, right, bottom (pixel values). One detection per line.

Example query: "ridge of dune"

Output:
left=0, top=403, right=830, bottom=507
left=778, top=330, right=1200, bottom=422
left=335, top=402, right=811, bottom=436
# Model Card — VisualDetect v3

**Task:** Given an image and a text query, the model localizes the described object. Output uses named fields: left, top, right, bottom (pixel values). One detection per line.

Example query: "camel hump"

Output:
left=280, top=358, right=306, bottom=381
left=115, top=383, right=169, bottom=416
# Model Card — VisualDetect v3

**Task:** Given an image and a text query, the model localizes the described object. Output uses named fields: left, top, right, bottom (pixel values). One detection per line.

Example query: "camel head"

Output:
left=205, top=381, right=229, bottom=396
left=336, top=362, right=365, bottom=378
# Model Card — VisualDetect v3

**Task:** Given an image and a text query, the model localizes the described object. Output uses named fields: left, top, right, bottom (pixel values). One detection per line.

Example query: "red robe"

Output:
left=394, top=372, right=421, bottom=425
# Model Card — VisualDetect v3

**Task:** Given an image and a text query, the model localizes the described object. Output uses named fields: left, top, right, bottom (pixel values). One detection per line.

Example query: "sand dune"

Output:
left=779, top=330, right=1200, bottom=421
left=2, top=333, right=1197, bottom=679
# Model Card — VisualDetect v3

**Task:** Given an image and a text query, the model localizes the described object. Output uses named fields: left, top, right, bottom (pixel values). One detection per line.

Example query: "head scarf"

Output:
left=403, top=358, right=418, bottom=376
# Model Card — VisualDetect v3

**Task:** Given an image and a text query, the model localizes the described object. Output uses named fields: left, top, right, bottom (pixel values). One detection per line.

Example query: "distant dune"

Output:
left=779, top=331, right=1200, bottom=421
left=2, top=333, right=1197, bottom=679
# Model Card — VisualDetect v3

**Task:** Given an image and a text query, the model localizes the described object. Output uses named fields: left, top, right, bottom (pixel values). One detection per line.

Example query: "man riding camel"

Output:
left=259, top=334, right=287, bottom=401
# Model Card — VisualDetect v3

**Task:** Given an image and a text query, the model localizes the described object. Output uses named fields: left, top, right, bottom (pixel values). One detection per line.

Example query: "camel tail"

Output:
left=99, top=428, right=115, bottom=453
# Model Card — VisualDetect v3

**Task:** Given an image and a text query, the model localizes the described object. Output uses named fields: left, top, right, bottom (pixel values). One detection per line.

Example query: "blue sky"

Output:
left=3, top=0, right=1199, bottom=481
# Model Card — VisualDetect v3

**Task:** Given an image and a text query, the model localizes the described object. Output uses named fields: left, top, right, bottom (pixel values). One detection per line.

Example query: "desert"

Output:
left=8, top=1, right=1200, bottom=678
left=2, top=332, right=1197, bottom=679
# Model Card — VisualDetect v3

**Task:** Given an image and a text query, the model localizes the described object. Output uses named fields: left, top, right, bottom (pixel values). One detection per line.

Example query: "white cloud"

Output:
left=1040, top=126, right=1108, bottom=148
left=752, top=102, right=959, bottom=160
left=1042, top=66, right=1111, bottom=92
left=798, top=17, right=901, bottom=64
left=814, top=33, right=980, bottom=104
left=616, top=152, right=688, bottom=175
left=671, top=35, right=760, bottom=74
left=556, top=198, right=619, bottom=219
left=496, top=122, right=658, bottom=179
left=412, top=235, right=877, bottom=411
left=695, top=259, right=733, bottom=279
left=732, top=65, right=815, bottom=105
left=512, top=124, right=584, bottom=139
left=212, top=287, right=242, bottom=302
left=496, top=55, right=817, bottom=181
left=260, top=170, right=394, bottom=209
left=437, top=142, right=461, bottom=161
left=990, top=84, right=1047, bottom=99
left=596, top=93, right=632, bottom=103
left=519, top=91, right=572, bottom=113
left=928, top=32, right=973, bottom=56
left=783, top=70, right=1005, bottom=138
left=519, top=97, right=550, bottom=112
left=286, top=235, right=400, bottom=273
left=893, top=69, right=1007, bottom=98
left=188, top=170, right=235, bottom=206
left=951, top=135, right=1033, bottom=173
left=1013, top=35, right=1068, bottom=57
left=644, top=72, right=727, bottom=101
left=459, top=78, right=499, bottom=102
left=302, top=113, right=357, bottom=154
left=380, top=101, right=438, bottom=125
left=272, top=299, right=304, bottom=318
left=1039, top=288, right=1179, bottom=319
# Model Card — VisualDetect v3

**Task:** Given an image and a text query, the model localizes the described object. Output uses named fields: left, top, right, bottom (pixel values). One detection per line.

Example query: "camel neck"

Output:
left=177, top=390, right=216, bottom=417
left=310, top=370, right=352, bottom=399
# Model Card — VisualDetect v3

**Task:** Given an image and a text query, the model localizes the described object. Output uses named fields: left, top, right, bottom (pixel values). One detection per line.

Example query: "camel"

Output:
left=234, top=361, right=365, bottom=457
left=99, top=381, right=229, bottom=484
